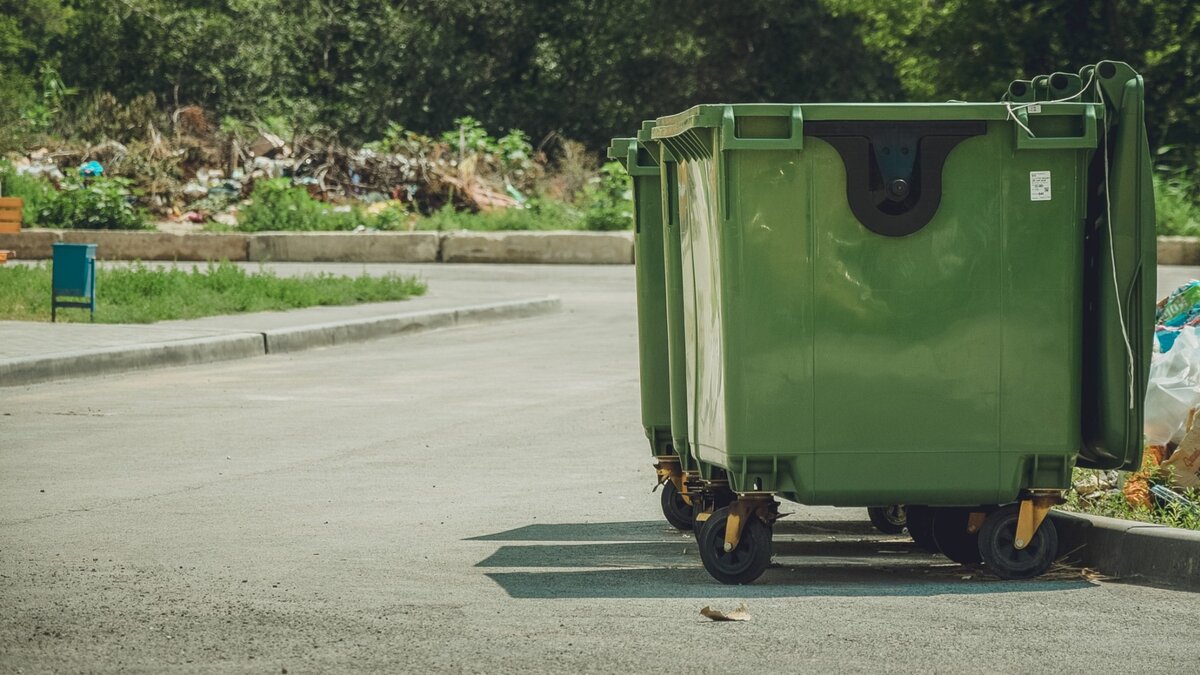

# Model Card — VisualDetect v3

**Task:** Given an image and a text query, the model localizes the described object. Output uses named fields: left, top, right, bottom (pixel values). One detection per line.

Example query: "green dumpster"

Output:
left=642, top=60, right=1155, bottom=583
left=611, top=128, right=740, bottom=533
left=608, top=135, right=695, bottom=530
left=635, top=123, right=739, bottom=530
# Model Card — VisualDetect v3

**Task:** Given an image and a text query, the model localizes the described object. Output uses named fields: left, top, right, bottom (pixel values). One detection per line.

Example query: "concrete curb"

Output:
left=1157, top=236, right=1200, bottom=265
left=0, top=296, right=562, bottom=387
left=264, top=297, right=561, bottom=353
left=441, top=230, right=634, bottom=264
left=1, top=229, right=635, bottom=264
left=62, top=230, right=250, bottom=262
left=0, top=333, right=264, bottom=388
left=247, top=232, right=438, bottom=263
left=1051, top=510, right=1200, bottom=592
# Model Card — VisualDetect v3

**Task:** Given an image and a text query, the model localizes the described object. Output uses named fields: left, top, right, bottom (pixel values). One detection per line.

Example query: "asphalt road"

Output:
left=2, top=264, right=1198, bottom=673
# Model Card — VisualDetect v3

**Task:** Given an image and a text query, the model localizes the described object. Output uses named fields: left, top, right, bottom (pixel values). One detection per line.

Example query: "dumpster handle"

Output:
left=625, top=142, right=660, bottom=177
left=720, top=106, right=804, bottom=151
left=1012, top=104, right=1098, bottom=150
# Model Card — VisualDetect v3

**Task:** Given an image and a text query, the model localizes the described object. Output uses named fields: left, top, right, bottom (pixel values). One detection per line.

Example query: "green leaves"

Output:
left=36, top=176, right=149, bottom=230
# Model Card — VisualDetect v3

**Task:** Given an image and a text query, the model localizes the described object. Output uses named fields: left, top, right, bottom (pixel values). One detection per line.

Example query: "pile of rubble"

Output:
left=5, top=108, right=556, bottom=228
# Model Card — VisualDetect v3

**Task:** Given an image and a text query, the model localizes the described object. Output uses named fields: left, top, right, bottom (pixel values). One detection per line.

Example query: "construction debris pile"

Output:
left=2, top=107, right=610, bottom=231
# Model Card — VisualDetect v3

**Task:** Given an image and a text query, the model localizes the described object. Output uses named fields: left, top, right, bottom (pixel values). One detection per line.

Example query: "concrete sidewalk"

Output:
left=0, top=262, right=634, bottom=386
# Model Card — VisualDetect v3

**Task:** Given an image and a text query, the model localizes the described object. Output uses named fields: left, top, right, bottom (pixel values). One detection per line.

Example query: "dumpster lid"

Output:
left=650, top=102, right=1102, bottom=141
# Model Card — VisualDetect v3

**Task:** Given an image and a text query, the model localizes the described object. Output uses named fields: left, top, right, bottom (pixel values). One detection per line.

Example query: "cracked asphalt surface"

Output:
left=2, top=264, right=1198, bottom=673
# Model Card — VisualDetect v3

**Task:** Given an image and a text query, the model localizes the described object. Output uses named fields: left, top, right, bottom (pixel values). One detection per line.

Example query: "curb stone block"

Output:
left=1050, top=510, right=1200, bottom=592
left=264, top=297, right=561, bottom=353
left=0, top=229, right=63, bottom=259
left=247, top=232, right=439, bottom=263
left=440, top=230, right=634, bottom=264
left=60, top=231, right=249, bottom=261
left=1156, top=236, right=1200, bottom=266
left=0, top=333, right=264, bottom=387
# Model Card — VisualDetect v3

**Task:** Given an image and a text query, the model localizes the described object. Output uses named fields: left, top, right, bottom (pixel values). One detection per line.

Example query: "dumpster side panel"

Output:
left=997, top=126, right=1087, bottom=498
left=809, top=133, right=1004, bottom=505
left=632, top=173, right=673, bottom=454
left=722, top=149, right=814, bottom=498
left=661, top=162, right=692, bottom=459
left=679, top=147, right=727, bottom=467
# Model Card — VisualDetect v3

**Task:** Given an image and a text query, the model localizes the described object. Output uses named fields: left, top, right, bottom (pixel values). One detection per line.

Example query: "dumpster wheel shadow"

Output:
left=469, top=520, right=1098, bottom=599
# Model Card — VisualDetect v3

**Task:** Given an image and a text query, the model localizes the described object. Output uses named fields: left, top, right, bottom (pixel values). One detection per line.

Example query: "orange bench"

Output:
left=0, top=197, right=21, bottom=233
left=0, top=197, right=20, bottom=262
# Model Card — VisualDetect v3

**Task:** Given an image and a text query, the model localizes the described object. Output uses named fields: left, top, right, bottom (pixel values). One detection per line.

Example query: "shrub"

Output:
left=237, top=178, right=366, bottom=232
left=37, top=176, right=149, bottom=230
left=416, top=200, right=582, bottom=232
left=1155, top=172, right=1200, bottom=237
left=580, top=161, right=632, bottom=231
left=0, top=161, right=55, bottom=225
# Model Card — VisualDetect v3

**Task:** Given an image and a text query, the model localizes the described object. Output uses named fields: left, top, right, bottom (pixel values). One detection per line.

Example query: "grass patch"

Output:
left=1155, top=172, right=1200, bottom=237
left=1062, top=468, right=1200, bottom=530
left=0, top=261, right=426, bottom=323
left=413, top=201, right=587, bottom=232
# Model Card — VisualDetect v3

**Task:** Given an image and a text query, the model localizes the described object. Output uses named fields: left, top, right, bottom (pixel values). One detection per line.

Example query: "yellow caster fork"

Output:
left=1014, top=493, right=1061, bottom=550
left=654, top=457, right=690, bottom=506
left=722, top=495, right=779, bottom=552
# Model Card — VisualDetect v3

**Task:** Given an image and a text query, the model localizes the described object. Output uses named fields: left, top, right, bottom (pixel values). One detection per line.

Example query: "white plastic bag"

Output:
left=1144, top=326, right=1200, bottom=446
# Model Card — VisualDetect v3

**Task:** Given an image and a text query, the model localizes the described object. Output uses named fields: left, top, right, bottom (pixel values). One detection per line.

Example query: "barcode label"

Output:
left=1030, top=171, right=1052, bottom=201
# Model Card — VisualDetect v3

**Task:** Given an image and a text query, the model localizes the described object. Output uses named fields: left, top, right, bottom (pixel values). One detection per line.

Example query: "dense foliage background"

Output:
left=1, top=1, right=1194, bottom=156
left=1, top=0, right=1198, bottom=232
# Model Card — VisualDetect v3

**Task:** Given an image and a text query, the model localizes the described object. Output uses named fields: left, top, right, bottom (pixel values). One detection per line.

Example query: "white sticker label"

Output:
left=1030, top=171, right=1052, bottom=201
left=1028, top=104, right=1042, bottom=114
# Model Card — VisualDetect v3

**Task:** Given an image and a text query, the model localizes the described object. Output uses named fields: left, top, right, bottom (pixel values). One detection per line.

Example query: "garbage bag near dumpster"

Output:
left=633, top=60, right=1155, bottom=583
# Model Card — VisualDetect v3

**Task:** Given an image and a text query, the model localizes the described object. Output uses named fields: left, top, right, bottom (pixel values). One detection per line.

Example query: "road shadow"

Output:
left=466, top=519, right=877, bottom=542
left=471, top=520, right=1096, bottom=599
left=483, top=567, right=1092, bottom=599
left=476, top=539, right=919, bottom=569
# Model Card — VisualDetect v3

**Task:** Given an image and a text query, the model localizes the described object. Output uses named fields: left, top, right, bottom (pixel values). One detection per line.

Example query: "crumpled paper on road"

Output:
left=700, top=604, right=751, bottom=622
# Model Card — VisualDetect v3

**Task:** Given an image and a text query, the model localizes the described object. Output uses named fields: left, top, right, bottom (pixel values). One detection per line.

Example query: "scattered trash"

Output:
left=4, top=105, right=562, bottom=229
left=1072, top=470, right=1120, bottom=496
left=1150, top=483, right=1200, bottom=514
left=78, top=161, right=104, bottom=178
left=1155, top=281, right=1200, bottom=352
left=249, top=132, right=288, bottom=159
left=1042, top=563, right=1106, bottom=584
left=1145, top=324, right=1200, bottom=448
left=700, top=604, right=751, bottom=622
left=1162, top=410, right=1200, bottom=488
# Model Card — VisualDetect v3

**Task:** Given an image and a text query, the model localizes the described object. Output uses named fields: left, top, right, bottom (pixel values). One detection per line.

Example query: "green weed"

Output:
left=37, top=176, right=150, bottom=230
left=0, top=261, right=426, bottom=323
left=1063, top=468, right=1200, bottom=531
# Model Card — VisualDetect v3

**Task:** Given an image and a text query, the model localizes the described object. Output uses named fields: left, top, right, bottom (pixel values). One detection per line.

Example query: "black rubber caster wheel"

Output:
left=697, top=506, right=772, bottom=585
left=904, top=505, right=940, bottom=553
left=660, top=480, right=693, bottom=530
left=867, top=505, right=907, bottom=535
left=977, top=504, right=1059, bottom=580
left=931, top=508, right=983, bottom=565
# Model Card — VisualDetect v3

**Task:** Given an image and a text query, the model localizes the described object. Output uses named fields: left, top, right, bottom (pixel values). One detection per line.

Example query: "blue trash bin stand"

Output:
left=51, top=243, right=97, bottom=322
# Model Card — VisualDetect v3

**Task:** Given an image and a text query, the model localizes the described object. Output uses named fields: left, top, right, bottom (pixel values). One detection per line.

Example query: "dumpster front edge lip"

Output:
left=650, top=102, right=1104, bottom=140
